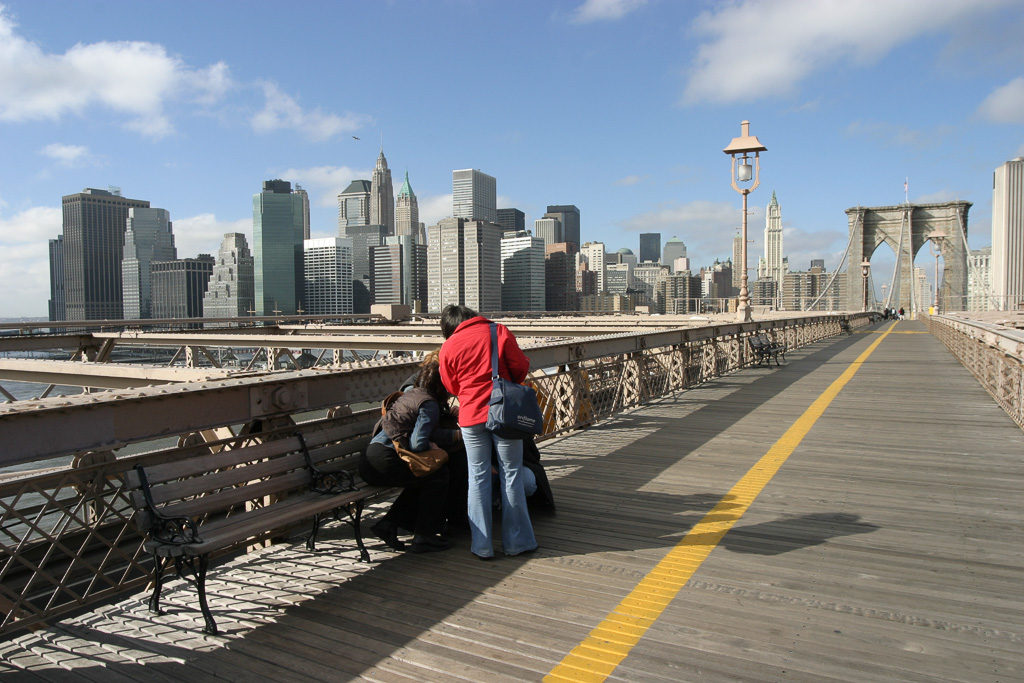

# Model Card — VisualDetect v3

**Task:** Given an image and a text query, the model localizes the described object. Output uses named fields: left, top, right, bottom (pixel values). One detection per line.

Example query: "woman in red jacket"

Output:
left=438, top=304, right=538, bottom=559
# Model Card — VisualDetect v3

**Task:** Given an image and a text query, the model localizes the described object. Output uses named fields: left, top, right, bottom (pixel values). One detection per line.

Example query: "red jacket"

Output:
left=439, top=316, right=530, bottom=427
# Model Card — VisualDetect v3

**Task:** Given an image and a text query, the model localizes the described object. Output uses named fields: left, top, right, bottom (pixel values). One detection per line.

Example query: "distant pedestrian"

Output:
left=898, top=307, right=905, bottom=320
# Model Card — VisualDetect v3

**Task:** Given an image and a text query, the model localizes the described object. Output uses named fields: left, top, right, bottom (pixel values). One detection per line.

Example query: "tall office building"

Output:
left=991, top=157, right=1024, bottom=310
left=579, top=241, right=607, bottom=292
left=395, top=171, right=423, bottom=239
left=662, top=237, right=686, bottom=270
left=151, top=256, right=215, bottom=319
left=914, top=266, right=932, bottom=312
left=203, top=233, right=255, bottom=320
left=967, top=246, right=993, bottom=312
left=497, top=208, right=525, bottom=232
left=60, top=187, right=150, bottom=320
left=122, top=208, right=176, bottom=319
left=48, top=236, right=65, bottom=322
left=340, top=223, right=388, bottom=313
left=337, top=179, right=372, bottom=230
left=452, top=169, right=497, bottom=223
left=372, top=235, right=427, bottom=309
left=304, top=237, right=354, bottom=314
left=545, top=242, right=579, bottom=311
left=764, top=191, right=784, bottom=287
left=253, top=179, right=305, bottom=315
left=500, top=230, right=545, bottom=311
left=370, top=150, right=395, bottom=235
left=781, top=266, right=845, bottom=311
left=639, top=233, right=661, bottom=264
left=426, top=218, right=503, bottom=312
left=545, top=205, right=580, bottom=247
left=534, top=217, right=562, bottom=247
left=634, top=262, right=670, bottom=307
left=295, top=184, right=311, bottom=240
left=732, top=233, right=744, bottom=291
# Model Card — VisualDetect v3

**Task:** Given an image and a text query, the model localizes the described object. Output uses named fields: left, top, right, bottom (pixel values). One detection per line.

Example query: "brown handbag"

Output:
left=379, top=391, right=449, bottom=477
left=391, top=440, right=449, bottom=477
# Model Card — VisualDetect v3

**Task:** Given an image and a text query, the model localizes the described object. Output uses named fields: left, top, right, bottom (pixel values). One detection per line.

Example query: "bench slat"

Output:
left=155, top=469, right=312, bottom=521
left=144, top=452, right=309, bottom=506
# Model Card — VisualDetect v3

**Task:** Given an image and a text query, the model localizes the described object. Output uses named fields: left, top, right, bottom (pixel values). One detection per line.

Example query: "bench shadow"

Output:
left=4, top=327, right=881, bottom=680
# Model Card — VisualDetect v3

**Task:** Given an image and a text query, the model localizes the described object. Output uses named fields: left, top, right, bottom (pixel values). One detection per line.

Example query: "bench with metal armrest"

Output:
left=126, top=431, right=395, bottom=635
left=749, top=333, right=787, bottom=367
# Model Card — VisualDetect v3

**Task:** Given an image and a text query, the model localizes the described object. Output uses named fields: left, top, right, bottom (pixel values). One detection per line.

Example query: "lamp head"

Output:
left=723, top=120, right=767, bottom=156
left=861, top=259, right=870, bottom=277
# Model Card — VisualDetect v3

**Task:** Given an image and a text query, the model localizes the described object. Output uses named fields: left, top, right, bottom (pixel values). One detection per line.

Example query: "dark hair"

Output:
left=414, top=353, right=448, bottom=402
left=440, top=304, right=478, bottom=338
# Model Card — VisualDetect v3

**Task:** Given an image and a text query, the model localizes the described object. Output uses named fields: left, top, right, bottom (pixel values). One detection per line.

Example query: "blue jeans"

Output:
left=462, top=424, right=537, bottom=557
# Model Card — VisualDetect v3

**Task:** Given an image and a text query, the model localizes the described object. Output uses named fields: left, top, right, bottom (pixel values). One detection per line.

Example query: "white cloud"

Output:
left=845, top=120, right=953, bottom=149
left=978, top=76, right=1024, bottom=124
left=251, top=82, right=369, bottom=141
left=419, top=194, right=453, bottom=227
left=0, top=6, right=232, bottom=137
left=0, top=206, right=62, bottom=317
left=683, top=0, right=1006, bottom=104
left=39, top=143, right=90, bottom=167
left=615, top=174, right=644, bottom=186
left=572, top=0, right=647, bottom=23
left=279, top=165, right=371, bottom=208
left=172, top=213, right=251, bottom=259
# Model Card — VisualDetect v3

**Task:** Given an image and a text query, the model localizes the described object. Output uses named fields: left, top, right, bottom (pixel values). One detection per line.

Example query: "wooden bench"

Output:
left=126, top=430, right=394, bottom=635
left=749, top=333, right=787, bottom=367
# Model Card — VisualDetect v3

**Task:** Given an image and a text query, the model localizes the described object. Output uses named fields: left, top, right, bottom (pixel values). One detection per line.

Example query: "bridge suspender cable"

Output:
left=803, top=212, right=857, bottom=311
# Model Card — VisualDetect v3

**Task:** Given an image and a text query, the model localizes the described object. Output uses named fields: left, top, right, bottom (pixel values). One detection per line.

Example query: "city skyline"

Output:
left=2, top=0, right=1023, bottom=316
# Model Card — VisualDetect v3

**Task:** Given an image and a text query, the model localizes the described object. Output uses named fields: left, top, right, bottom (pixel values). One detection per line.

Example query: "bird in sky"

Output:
left=352, top=136, right=360, bottom=140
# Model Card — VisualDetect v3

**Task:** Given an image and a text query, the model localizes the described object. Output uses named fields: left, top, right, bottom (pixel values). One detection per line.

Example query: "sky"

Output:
left=0, top=0, right=1022, bottom=318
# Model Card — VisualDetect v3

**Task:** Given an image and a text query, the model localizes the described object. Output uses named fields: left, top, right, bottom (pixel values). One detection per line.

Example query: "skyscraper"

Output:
left=122, top=208, right=176, bottom=319
left=967, top=246, right=993, bottom=312
left=60, top=187, right=150, bottom=320
left=991, top=157, right=1024, bottom=310
left=203, top=233, right=255, bottom=321
left=639, top=233, right=661, bottom=264
left=534, top=217, right=562, bottom=246
left=580, top=241, right=607, bottom=293
left=500, top=231, right=545, bottom=311
left=338, top=179, right=371, bottom=230
left=253, top=179, right=305, bottom=315
left=395, top=171, right=422, bottom=239
left=764, top=191, right=784, bottom=287
left=545, top=242, right=579, bottom=312
left=452, top=169, right=497, bottom=223
left=370, top=150, right=395, bottom=235
left=372, top=235, right=427, bottom=308
left=295, top=184, right=311, bottom=240
left=662, top=237, right=686, bottom=270
left=304, top=237, right=354, bottom=314
left=545, top=205, right=580, bottom=247
left=427, top=217, right=503, bottom=312
left=340, top=223, right=388, bottom=313
left=48, top=236, right=65, bottom=322
left=151, top=256, right=215, bottom=319
left=496, top=208, right=525, bottom=232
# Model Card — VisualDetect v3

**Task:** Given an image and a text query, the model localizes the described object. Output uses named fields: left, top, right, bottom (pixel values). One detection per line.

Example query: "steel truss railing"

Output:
left=0, top=314, right=867, bottom=635
left=927, top=314, right=1024, bottom=430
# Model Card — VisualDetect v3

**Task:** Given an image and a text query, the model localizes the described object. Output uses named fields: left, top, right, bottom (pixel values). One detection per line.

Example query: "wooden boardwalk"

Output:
left=2, top=320, right=1022, bottom=682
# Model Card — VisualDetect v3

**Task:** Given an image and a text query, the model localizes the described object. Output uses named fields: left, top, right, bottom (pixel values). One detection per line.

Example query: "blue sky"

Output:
left=1, top=0, right=1022, bottom=317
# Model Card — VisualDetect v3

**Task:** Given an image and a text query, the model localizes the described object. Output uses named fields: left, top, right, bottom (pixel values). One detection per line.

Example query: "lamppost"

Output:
left=723, top=121, right=767, bottom=322
left=861, top=259, right=871, bottom=312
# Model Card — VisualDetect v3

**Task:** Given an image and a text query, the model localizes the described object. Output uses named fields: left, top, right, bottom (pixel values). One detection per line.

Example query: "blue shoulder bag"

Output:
left=485, top=323, right=544, bottom=439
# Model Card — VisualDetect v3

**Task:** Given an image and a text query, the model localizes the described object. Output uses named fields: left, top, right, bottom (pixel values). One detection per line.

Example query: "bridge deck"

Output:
left=2, top=320, right=1022, bottom=681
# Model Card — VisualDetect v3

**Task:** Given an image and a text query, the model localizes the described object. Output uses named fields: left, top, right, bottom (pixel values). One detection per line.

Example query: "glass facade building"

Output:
left=122, top=207, right=176, bottom=319
left=151, top=256, right=215, bottom=319
left=500, top=230, right=545, bottom=311
left=452, top=169, right=497, bottom=223
left=253, top=180, right=305, bottom=315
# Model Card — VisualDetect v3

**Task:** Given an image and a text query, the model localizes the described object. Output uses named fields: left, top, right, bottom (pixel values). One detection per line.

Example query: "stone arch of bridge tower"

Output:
left=845, top=201, right=971, bottom=312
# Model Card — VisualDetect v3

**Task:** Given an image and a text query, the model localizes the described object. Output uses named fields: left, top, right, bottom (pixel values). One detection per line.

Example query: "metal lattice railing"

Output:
left=0, top=314, right=865, bottom=635
left=927, top=314, right=1024, bottom=430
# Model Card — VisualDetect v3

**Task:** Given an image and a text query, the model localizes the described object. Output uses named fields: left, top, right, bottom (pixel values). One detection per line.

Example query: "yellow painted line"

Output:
left=545, top=322, right=898, bottom=682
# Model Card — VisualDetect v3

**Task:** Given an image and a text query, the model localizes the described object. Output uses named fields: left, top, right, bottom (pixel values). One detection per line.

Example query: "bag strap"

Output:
left=489, top=323, right=500, bottom=381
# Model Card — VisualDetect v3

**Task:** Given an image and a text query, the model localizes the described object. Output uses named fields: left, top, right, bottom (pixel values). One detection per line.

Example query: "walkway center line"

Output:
left=545, top=322, right=898, bottom=682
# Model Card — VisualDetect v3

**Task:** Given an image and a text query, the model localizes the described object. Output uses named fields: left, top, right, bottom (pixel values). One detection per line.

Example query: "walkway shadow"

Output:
left=717, top=512, right=879, bottom=555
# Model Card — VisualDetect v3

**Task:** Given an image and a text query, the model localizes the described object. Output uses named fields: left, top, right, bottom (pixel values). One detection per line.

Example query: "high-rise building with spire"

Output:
left=764, top=191, right=784, bottom=287
left=395, top=171, right=423, bottom=239
left=370, top=149, right=395, bottom=235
